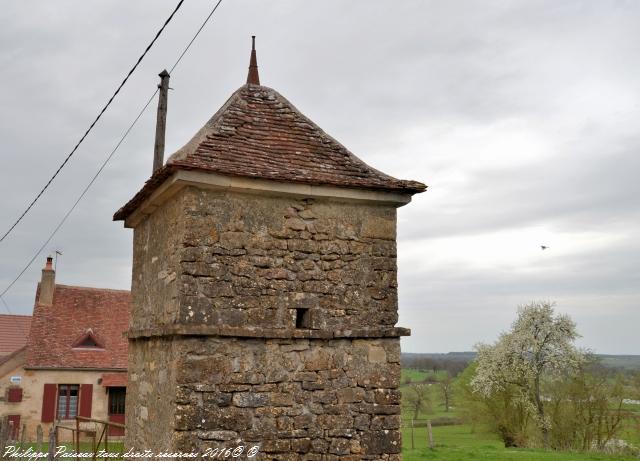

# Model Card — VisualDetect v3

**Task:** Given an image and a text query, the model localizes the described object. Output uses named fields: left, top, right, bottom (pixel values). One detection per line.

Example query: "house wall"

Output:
left=0, top=364, right=115, bottom=442
left=0, top=350, right=25, bottom=437
left=126, top=186, right=406, bottom=459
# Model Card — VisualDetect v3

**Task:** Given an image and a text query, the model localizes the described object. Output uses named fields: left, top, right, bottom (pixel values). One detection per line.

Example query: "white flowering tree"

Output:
left=471, top=301, right=585, bottom=447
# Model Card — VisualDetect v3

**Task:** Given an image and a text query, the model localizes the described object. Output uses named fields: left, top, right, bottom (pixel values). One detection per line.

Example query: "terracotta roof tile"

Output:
left=101, top=372, right=128, bottom=387
left=0, top=314, right=32, bottom=358
left=0, top=346, right=26, bottom=367
left=25, top=285, right=130, bottom=369
left=114, top=84, right=426, bottom=221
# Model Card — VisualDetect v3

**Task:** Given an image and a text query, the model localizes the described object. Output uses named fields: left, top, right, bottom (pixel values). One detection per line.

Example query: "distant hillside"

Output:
left=402, top=352, right=640, bottom=371
left=597, top=354, right=640, bottom=370
left=401, top=352, right=476, bottom=376
left=403, top=352, right=476, bottom=362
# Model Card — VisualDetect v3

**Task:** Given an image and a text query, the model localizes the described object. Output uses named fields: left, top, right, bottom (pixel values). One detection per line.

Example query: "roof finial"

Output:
left=247, top=35, right=260, bottom=85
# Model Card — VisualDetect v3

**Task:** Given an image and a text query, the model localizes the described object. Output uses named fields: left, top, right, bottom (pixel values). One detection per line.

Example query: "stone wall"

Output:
left=129, top=337, right=402, bottom=460
left=126, top=337, right=178, bottom=452
left=130, top=190, right=184, bottom=331
left=131, top=187, right=400, bottom=334
left=126, top=186, right=407, bottom=459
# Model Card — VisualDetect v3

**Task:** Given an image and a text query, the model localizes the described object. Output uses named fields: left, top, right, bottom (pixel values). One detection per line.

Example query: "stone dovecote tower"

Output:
left=114, top=39, right=425, bottom=460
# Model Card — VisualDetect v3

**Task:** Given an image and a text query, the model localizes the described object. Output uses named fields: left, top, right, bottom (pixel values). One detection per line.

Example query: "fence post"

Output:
left=37, top=425, right=43, bottom=454
left=410, top=419, right=415, bottom=450
left=19, top=424, right=26, bottom=457
left=427, top=419, right=434, bottom=449
left=104, top=426, right=108, bottom=461
left=76, top=418, right=80, bottom=461
left=47, top=427, right=56, bottom=461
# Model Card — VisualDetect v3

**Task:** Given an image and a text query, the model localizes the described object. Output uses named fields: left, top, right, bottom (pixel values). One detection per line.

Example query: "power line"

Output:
left=0, top=295, right=12, bottom=315
left=0, top=90, right=158, bottom=299
left=0, top=0, right=186, bottom=245
left=0, top=0, right=225, bottom=300
left=168, top=0, right=223, bottom=74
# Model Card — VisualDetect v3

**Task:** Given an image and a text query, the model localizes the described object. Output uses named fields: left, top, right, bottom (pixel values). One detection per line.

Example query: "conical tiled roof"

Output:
left=115, top=85, right=425, bottom=221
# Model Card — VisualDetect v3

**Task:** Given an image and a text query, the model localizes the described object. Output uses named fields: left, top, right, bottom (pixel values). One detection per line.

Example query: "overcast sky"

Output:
left=1, top=1, right=638, bottom=354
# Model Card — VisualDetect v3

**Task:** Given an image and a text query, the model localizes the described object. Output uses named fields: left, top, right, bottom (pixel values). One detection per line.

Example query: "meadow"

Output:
left=403, top=424, right=639, bottom=461
left=400, top=368, right=640, bottom=460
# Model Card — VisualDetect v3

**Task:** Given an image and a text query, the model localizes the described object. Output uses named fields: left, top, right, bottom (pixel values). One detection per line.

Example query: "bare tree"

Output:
left=404, top=384, right=432, bottom=420
left=439, top=372, right=454, bottom=412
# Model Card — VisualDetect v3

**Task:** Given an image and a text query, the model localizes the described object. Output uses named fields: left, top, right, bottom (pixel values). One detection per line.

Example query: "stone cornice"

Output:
left=124, top=170, right=412, bottom=228
left=127, top=324, right=411, bottom=340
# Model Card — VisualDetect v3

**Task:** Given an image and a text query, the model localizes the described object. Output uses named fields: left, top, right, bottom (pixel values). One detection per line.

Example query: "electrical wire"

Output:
left=0, top=0, right=185, bottom=245
left=0, top=0, right=225, bottom=301
left=0, top=295, right=12, bottom=314
left=0, top=90, right=157, bottom=299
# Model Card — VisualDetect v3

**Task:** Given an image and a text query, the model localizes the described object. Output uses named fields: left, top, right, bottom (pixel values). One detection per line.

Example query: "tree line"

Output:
left=401, top=354, right=471, bottom=378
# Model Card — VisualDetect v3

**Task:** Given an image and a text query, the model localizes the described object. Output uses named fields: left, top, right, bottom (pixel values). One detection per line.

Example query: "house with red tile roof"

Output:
left=0, top=257, right=130, bottom=441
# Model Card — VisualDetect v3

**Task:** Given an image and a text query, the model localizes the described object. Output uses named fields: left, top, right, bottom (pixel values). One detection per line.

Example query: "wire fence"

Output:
left=402, top=418, right=436, bottom=451
left=0, top=416, right=124, bottom=461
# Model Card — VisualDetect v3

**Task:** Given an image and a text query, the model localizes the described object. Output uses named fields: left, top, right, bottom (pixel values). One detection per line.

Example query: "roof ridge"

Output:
left=54, top=284, right=131, bottom=293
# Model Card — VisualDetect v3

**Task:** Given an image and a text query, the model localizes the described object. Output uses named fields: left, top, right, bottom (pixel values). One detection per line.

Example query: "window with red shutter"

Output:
left=7, top=387, right=22, bottom=402
left=56, top=385, right=79, bottom=420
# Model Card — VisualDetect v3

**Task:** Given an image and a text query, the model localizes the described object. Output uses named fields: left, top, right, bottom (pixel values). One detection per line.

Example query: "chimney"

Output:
left=38, top=256, right=55, bottom=305
left=246, top=36, right=260, bottom=85
left=153, top=70, right=171, bottom=173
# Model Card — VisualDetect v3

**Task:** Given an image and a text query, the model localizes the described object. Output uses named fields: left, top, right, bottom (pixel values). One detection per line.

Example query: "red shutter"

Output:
left=79, top=384, right=93, bottom=418
left=41, top=384, right=57, bottom=422
left=7, top=415, right=21, bottom=439
left=7, top=387, right=23, bottom=402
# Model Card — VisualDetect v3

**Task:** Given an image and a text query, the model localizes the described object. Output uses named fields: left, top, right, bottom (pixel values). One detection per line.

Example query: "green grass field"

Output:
left=401, top=368, right=450, bottom=384
left=402, top=424, right=639, bottom=460
left=401, top=373, right=457, bottom=421
left=404, top=446, right=640, bottom=461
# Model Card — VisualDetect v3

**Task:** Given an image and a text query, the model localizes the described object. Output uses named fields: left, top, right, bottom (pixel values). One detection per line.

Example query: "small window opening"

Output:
left=79, top=336, right=98, bottom=347
left=295, top=308, right=310, bottom=329
left=72, top=330, right=104, bottom=349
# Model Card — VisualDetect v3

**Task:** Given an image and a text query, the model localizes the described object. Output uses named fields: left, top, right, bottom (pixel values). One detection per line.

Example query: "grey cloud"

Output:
left=0, top=0, right=638, bottom=354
